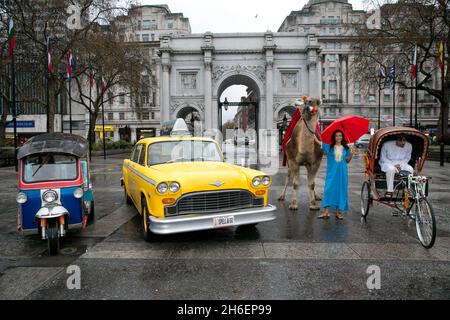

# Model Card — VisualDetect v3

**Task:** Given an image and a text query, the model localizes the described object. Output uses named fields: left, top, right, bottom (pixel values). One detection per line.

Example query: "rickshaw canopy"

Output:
left=367, top=127, right=429, bottom=173
left=17, top=133, right=88, bottom=160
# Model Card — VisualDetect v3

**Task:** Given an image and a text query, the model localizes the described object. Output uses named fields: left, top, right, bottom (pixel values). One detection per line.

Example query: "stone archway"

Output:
left=175, top=105, right=203, bottom=135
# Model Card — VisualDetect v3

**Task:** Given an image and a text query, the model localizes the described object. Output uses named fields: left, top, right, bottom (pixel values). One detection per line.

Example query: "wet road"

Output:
left=1, top=151, right=450, bottom=299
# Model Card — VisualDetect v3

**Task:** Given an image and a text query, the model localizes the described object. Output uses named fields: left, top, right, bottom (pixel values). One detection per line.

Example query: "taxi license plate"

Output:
left=213, top=216, right=235, bottom=228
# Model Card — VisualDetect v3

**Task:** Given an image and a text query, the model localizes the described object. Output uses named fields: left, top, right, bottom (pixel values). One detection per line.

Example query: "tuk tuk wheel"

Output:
left=124, top=186, right=133, bottom=205
left=87, top=201, right=95, bottom=224
left=141, top=199, right=155, bottom=243
left=47, top=220, right=60, bottom=255
left=414, top=198, right=436, bottom=249
left=361, top=181, right=372, bottom=219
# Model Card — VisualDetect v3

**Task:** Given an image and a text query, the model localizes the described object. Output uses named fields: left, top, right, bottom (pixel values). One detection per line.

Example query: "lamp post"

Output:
left=223, top=97, right=229, bottom=111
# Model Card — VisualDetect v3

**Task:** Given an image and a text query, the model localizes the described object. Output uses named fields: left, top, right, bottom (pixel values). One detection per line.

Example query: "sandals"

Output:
left=335, top=213, right=345, bottom=220
left=317, top=212, right=330, bottom=219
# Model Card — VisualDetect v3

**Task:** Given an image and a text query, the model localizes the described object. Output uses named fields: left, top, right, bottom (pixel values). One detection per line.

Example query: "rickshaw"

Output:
left=16, top=133, right=95, bottom=255
left=361, top=127, right=436, bottom=248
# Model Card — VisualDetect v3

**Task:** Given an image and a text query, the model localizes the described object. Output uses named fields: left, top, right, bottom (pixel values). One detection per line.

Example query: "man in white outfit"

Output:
left=379, top=135, right=414, bottom=196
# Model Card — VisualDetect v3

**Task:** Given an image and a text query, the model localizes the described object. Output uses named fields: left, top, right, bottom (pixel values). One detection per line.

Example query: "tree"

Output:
left=0, top=0, right=134, bottom=137
left=352, top=0, right=449, bottom=142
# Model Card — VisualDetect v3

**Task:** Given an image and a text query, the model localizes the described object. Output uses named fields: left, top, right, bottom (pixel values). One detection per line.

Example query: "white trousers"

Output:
left=384, top=164, right=414, bottom=192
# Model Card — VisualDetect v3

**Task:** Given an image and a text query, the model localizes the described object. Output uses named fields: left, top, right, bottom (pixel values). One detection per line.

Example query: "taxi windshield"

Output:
left=23, top=153, right=78, bottom=183
left=148, top=140, right=223, bottom=166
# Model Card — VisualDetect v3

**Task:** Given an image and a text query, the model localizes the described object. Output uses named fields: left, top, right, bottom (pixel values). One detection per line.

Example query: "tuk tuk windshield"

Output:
left=23, top=153, right=78, bottom=183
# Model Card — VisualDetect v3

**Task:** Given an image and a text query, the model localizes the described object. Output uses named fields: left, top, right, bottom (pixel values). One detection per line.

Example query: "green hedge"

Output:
left=92, top=140, right=132, bottom=151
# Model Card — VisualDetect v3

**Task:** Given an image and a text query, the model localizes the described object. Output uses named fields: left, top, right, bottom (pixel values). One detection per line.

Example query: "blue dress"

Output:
left=322, top=143, right=349, bottom=212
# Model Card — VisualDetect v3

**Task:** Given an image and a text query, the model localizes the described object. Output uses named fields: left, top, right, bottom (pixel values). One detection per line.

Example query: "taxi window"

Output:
left=137, top=145, right=146, bottom=166
left=131, top=145, right=142, bottom=163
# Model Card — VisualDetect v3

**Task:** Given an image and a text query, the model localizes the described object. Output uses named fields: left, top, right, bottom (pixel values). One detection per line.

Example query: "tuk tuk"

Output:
left=16, top=133, right=95, bottom=255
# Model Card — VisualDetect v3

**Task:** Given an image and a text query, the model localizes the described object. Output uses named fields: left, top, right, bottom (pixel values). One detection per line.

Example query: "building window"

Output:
left=423, top=106, right=432, bottom=116
left=368, top=95, right=376, bottom=102
left=399, top=94, right=406, bottom=102
left=151, top=112, right=155, bottom=120
left=137, top=112, right=141, bottom=120
left=328, top=67, right=336, bottom=75
left=354, top=94, right=361, bottom=103
left=152, top=93, right=156, bottom=106
left=142, top=34, right=149, bottom=42
left=329, top=94, right=337, bottom=100
left=327, top=54, right=336, bottom=62
left=142, top=20, right=150, bottom=30
left=329, top=80, right=337, bottom=89
left=142, top=93, right=150, bottom=105
left=322, top=81, right=326, bottom=90
left=151, top=34, right=155, bottom=41
left=119, top=112, right=125, bottom=120
left=384, top=94, right=391, bottom=102
left=142, top=112, right=150, bottom=120
left=108, top=113, right=114, bottom=121
left=108, top=92, right=113, bottom=105
left=329, top=28, right=336, bottom=35
left=167, top=20, right=173, bottom=29
left=119, top=93, right=125, bottom=104
left=354, top=81, right=360, bottom=92
left=322, top=68, right=325, bottom=76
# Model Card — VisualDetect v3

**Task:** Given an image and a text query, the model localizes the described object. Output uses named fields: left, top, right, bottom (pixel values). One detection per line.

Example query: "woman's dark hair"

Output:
left=331, top=130, right=349, bottom=150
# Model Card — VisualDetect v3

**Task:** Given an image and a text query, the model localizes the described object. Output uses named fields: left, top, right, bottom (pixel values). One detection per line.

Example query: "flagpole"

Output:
left=69, top=78, right=72, bottom=134
left=10, top=48, right=18, bottom=172
left=393, top=62, right=396, bottom=127
left=46, top=38, right=50, bottom=133
left=440, top=38, right=446, bottom=167
left=88, top=56, right=92, bottom=162
left=378, top=82, right=381, bottom=129
left=101, top=70, right=106, bottom=160
left=415, top=73, right=418, bottom=129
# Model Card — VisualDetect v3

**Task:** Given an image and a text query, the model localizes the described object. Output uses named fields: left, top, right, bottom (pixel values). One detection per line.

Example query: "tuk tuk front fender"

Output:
left=35, top=206, right=69, bottom=219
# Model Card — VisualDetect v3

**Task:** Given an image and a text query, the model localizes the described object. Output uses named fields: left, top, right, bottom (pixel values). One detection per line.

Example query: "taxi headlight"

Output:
left=157, top=182, right=168, bottom=194
left=252, top=177, right=261, bottom=187
left=169, top=182, right=180, bottom=193
left=16, top=192, right=27, bottom=204
left=43, top=190, right=58, bottom=203
left=262, top=176, right=271, bottom=186
left=73, top=188, right=83, bottom=199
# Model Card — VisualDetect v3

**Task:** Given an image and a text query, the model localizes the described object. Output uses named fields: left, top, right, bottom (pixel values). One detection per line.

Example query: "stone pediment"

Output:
left=212, top=65, right=266, bottom=85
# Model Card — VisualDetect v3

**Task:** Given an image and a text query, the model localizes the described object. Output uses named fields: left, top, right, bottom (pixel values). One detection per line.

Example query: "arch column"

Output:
left=204, top=61, right=213, bottom=130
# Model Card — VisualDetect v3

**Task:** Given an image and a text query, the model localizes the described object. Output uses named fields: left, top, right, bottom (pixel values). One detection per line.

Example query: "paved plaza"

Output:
left=0, top=150, right=449, bottom=300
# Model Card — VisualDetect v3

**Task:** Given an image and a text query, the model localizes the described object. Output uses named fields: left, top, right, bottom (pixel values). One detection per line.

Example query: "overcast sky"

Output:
left=136, top=0, right=367, bottom=122
left=138, top=0, right=366, bottom=33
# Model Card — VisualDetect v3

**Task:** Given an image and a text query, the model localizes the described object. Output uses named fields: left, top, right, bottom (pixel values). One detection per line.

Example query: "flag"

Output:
left=377, top=65, right=386, bottom=80
left=89, top=64, right=95, bottom=89
left=47, top=38, right=53, bottom=73
left=412, top=46, right=417, bottom=79
left=389, top=63, right=395, bottom=89
left=439, top=37, right=445, bottom=73
left=101, top=76, right=106, bottom=94
left=67, top=51, right=75, bottom=80
left=7, top=17, right=15, bottom=60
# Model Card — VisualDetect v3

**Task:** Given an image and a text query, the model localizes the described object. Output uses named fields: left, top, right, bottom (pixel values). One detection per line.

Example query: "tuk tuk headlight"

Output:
left=73, top=188, right=83, bottom=199
left=169, top=182, right=180, bottom=193
left=157, top=182, right=168, bottom=194
left=16, top=192, right=27, bottom=204
left=252, top=177, right=261, bottom=187
left=262, top=176, right=271, bottom=186
left=42, top=190, right=58, bottom=203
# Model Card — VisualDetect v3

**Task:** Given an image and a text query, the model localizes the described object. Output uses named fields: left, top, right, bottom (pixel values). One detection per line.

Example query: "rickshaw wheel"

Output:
left=414, top=198, right=436, bottom=249
left=124, top=186, right=133, bottom=205
left=361, top=181, right=371, bottom=219
left=47, top=220, right=60, bottom=255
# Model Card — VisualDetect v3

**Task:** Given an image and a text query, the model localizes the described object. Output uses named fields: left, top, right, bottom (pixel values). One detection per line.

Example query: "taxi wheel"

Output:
left=87, top=201, right=95, bottom=224
left=124, top=186, right=133, bottom=205
left=141, top=200, right=154, bottom=242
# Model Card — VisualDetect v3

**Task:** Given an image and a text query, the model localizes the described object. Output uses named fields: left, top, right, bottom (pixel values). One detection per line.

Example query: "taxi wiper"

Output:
left=32, top=163, right=44, bottom=177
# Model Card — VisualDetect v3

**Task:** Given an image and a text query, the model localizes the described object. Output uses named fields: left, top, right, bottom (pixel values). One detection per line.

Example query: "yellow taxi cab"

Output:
left=121, top=120, right=276, bottom=241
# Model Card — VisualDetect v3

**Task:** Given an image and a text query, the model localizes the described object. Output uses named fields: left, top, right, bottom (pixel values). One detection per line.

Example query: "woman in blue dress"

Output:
left=314, top=130, right=356, bottom=220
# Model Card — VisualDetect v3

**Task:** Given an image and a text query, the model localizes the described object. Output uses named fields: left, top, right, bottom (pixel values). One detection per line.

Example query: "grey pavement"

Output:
left=0, top=151, right=450, bottom=299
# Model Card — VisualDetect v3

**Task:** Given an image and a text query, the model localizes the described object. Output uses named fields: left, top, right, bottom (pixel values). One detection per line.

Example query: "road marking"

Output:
left=77, top=205, right=137, bottom=238
left=0, top=267, right=63, bottom=300
left=79, top=238, right=450, bottom=261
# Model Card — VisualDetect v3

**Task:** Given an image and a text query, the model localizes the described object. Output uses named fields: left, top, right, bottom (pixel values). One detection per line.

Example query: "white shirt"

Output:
left=379, top=140, right=412, bottom=172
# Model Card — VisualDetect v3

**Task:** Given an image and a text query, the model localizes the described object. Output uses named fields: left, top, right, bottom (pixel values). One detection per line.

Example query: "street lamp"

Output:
left=223, top=98, right=229, bottom=111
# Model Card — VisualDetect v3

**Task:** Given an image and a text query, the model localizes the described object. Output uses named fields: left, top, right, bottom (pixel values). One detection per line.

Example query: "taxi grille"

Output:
left=165, top=190, right=262, bottom=216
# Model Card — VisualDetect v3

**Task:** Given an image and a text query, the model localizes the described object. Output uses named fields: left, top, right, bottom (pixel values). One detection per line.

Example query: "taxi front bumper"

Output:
left=149, top=205, right=277, bottom=235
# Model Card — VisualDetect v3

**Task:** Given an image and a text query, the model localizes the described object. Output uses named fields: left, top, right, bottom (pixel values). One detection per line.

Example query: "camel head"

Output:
left=294, top=96, right=321, bottom=122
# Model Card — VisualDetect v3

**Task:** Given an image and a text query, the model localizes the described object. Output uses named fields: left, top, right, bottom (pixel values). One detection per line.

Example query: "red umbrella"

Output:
left=321, top=115, right=369, bottom=144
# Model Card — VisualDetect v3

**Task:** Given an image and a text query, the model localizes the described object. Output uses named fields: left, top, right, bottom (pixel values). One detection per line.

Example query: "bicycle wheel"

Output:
left=360, top=181, right=371, bottom=218
left=414, top=198, right=436, bottom=249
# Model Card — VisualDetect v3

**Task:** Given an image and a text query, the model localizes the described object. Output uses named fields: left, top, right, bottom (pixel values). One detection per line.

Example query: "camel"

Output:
left=278, top=97, right=323, bottom=211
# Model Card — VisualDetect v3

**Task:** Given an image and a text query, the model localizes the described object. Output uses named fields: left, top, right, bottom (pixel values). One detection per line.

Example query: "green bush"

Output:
left=92, top=140, right=131, bottom=151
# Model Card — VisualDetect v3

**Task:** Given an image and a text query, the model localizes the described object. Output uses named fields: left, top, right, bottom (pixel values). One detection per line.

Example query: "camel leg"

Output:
left=306, top=164, right=321, bottom=211
left=289, top=164, right=300, bottom=211
left=278, top=174, right=289, bottom=202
